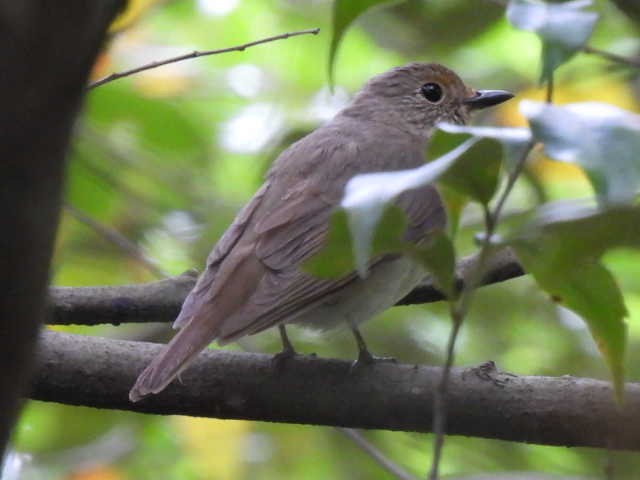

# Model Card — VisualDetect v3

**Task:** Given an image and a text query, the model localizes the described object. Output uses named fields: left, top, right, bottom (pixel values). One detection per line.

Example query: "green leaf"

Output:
left=437, top=184, right=467, bottom=238
left=509, top=202, right=640, bottom=400
left=302, top=210, right=355, bottom=279
left=506, top=0, right=598, bottom=83
left=302, top=205, right=408, bottom=279
left=408, top=231, right=456, bottom=299
left=328, top=0, right=404, bottom=86
left=341, top=138, right=479, bottom=275
left=436, top=123, right=532, bottom=173
left=438, top=137, right=502, bottom=206
left=521, top=101, right=640, bottom=204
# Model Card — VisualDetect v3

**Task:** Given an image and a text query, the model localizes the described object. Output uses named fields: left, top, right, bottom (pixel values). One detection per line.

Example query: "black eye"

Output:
left=420, top=82, right=443, bottom=103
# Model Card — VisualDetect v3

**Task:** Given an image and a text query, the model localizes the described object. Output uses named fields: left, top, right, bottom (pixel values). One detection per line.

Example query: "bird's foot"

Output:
left=350, top=349, right=396, bottom=372
left=271, top=346, right=298, bottom=369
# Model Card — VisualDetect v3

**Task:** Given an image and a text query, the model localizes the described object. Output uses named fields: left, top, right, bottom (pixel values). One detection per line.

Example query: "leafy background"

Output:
left=6, top=0, right=640, bottom=478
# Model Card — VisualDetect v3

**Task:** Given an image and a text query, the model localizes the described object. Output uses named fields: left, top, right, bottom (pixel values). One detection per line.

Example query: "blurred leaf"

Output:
left=521, top=100, right=640, bottom=204
left=509, top=202, right=640, bottom=399
left=341, top=138, right=479, bottom=275
left=610, top=0, right=640, bottom=28
left=328, top=0, right=404, bottom=85
left=367, top=0, right=504, bottom=56
left=87, top=85, right=209, bottom=160
left=506, top=0, right=598, bottom=83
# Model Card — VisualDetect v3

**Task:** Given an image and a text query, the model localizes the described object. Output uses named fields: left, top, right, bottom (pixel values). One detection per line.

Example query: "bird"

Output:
left=129, top=62, right=513, bottom=402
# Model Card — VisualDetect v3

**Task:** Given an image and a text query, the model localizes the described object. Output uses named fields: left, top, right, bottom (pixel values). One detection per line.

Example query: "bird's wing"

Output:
left=172, top=182, right=270, bottom=330
left=214, top=180, right=446, bottom=341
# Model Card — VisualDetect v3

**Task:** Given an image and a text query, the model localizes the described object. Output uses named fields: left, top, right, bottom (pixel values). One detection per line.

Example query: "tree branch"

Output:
left=48, top=248, right=524, bottom=326
left=31, top=330, right=640, bottom=451
left=88, top=28, right=321, bottom=90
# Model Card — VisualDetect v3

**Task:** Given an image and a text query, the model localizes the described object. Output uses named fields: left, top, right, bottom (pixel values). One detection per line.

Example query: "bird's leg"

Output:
left=350, top=325, right=395, bottom=369
left=271, top=324, right=297, bottom=366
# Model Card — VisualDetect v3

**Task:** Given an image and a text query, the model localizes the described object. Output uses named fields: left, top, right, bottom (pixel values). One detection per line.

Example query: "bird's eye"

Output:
left=420, top=82, right=443, bottom=103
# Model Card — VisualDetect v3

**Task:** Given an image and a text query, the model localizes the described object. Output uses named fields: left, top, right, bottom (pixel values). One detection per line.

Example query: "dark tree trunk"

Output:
left=0, top=0, right=125, bottom=457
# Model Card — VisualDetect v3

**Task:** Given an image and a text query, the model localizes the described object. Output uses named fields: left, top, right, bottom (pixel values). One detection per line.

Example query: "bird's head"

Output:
left=347, top=62, right=513, bottom=139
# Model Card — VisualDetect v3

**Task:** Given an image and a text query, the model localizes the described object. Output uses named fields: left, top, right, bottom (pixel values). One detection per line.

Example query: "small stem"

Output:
left=546, top=72, right=554, bottom=104
left=582, top=45, right=640, bottom=69
left=88, top=28, right=320, bottom=90
left=427, top=304, right=463, bottom=480
left=63, top=203, right=168, bottom=279
left=427, top=141, right=535, bottom=479
left=338, top=428, right=419, bottom=480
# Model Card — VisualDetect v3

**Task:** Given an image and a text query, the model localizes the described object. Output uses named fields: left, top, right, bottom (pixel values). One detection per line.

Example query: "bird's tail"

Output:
left=128, top=317, right=220, bottom=402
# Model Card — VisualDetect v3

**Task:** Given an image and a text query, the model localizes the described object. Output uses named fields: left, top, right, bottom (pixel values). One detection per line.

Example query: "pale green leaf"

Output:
left=507, top=0, right=598, bottom=82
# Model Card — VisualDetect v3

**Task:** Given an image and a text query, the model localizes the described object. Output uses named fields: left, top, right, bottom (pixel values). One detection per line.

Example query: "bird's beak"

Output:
left=463, top=90, right=514, bottom=109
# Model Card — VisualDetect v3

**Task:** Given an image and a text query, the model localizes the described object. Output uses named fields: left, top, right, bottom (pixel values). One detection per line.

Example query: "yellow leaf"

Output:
left=110, top=0, right=158, bottom=32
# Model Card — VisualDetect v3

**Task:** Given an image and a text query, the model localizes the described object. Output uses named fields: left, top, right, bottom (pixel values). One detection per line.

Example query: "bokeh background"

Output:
left=6, top=0, right=640, bottom=478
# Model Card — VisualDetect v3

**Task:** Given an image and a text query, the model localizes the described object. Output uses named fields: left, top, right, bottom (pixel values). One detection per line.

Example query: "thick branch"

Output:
left=48, top=248, right=524, bottom=325
left=32, top=330, right=640, bottom=451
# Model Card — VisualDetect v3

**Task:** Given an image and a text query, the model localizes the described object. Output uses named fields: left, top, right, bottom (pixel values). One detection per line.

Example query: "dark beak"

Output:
left=463, top=89, right=514, bottom=109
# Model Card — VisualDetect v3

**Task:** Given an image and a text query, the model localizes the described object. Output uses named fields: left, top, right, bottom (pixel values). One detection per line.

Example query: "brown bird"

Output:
left=129, top=62, right=512, bottom=402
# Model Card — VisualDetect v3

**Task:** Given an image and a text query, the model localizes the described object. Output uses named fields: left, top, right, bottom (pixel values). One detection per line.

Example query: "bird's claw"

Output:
left=350, top=351, right=396, bottom=372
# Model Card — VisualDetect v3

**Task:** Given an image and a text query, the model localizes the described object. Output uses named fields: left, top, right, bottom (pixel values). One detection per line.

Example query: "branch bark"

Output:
left=32, top=330, right=640, bottom=451
left=48, top=248, right=524, bottom=325
left=0, top=0, right=124, bottom=457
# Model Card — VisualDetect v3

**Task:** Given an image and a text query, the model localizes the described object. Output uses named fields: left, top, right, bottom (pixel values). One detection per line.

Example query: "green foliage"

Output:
left=509, top=203, right=640, bottom=399
left=507, top=0, right=598, bottom=83
left=431, top=125, right=515, bottom=206
left=339, top=136, right=482, bottom=275
left=328, top=0, right=405, bottom=85
left=409, top=231, right=457, bottom=299
left=302, top=210, right=355, bottom=279
left=521, top=100, right=640, bottom=204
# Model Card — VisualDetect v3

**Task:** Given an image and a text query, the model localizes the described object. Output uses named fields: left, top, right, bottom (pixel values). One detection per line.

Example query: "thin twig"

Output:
left=427, top=142, right=535, bottom=480
left=88, top=28, right=320, bottom=90
left=63, top=203, right=168, bottom=279
left=582, top=45, right=640, bottom=69
left=337, top=429, right=419, bottom=480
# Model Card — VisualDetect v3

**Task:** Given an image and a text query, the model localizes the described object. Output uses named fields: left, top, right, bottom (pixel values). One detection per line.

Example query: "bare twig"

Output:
left=337, top=429, right=418, bottom=480
left=582, top=45, right=640, bottom=69
left=63, top=203, right=168, bottom=278
left=88, top=28, right=321, bottom=90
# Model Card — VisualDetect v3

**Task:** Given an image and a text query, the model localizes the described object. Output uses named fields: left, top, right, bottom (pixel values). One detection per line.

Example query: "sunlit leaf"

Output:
left=437, top=123, right=532, bottom=172
left=509, top=202, right=640, bottom=400
left=506, top=0, right=598, bottom=82
left=521, top=100, right=640, bottom=204
left=328, top=0, right=404, bottom=85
